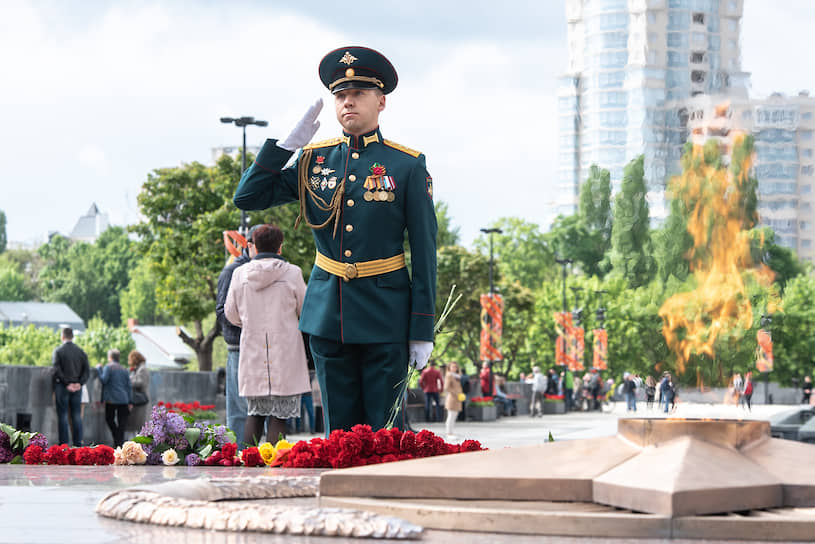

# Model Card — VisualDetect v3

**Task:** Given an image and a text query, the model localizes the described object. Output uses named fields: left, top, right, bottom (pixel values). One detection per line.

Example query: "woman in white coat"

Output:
left=225, top=224, right=310, bottom=446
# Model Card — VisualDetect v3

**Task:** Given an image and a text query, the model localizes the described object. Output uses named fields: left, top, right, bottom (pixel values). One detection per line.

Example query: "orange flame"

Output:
left=659, top=135, right=775, bottom=375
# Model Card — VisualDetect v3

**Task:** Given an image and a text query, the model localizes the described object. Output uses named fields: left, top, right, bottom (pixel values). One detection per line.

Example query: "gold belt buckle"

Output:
left=343, top=263, right=358, bottom=282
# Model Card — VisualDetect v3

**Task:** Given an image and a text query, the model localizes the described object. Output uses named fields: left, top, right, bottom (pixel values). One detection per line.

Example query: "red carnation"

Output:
left=221, top=442, right=238, bottom=459
left=351, top=424, right=375, bottom=457
left=44, top=445, right=69, bottom=465
left=460, top=439, right=484, bottom=452
left=241, top=447, right=264, bottom=467
left=373, top=429, right=396, bottom=455
left=23, top=445, right=44, bottom=465
left=388, top=427, right=403, bottom=444
left=94, top=445, right=115, bottom=465
left=399, top=431, right=416, bottom=454
left=381, top=454, right=399, bottom=464
left=339, top=434, right=362, bottom=457
left=76, top=447, right=96, bottom=465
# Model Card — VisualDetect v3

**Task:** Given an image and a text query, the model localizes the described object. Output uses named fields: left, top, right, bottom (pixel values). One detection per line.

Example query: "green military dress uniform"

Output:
left=233, top=46, right=437, bottom=432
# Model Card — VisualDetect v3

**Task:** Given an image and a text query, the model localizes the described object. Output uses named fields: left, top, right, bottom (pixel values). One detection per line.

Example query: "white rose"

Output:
left=161, top=448, right=179, bottom=466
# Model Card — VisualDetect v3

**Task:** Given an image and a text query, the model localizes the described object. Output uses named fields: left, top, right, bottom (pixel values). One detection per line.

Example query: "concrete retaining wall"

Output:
left=0, top=365, right=220, bottom=447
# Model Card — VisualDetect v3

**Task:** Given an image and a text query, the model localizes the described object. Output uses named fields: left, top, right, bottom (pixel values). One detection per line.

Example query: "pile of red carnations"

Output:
left=156, top=401, right=216, bottom=415
left=23, top=444, right=115, bottom=465
left=281, top=425, right=485, bottom=469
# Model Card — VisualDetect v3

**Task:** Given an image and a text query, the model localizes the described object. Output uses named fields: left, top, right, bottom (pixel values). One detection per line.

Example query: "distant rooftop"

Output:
left=70, top=202, right=110, bottom=243
left=0, top=301, right=84, bottom=332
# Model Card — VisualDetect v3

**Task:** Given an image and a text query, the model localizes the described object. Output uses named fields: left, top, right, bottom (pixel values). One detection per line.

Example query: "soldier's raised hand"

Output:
left=279, top=98, right=323, bottom=151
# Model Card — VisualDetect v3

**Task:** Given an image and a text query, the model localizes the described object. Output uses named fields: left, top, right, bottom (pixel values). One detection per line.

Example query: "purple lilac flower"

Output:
left=29, top=433, right=48, bottom=450
left=213, top=425, right=228, bottom=448
left=185, top=453, right=201, bottom=466
left=146, top=451, right=162, bottom=465
left=0, top=431, right=9, bottom=451
left=0, top=446, right=13, bottom=464
left=165, top=412, right=187, bottom=436
left=172, top=438, right=190, bottom=452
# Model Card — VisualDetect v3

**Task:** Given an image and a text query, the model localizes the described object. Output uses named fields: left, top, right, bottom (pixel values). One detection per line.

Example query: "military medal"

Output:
left=312, top=166, right=321, bottom=174
left=320, top=167, right=335, bottom=177
left=387, top=192, right=395, bottom=202
left=310, top=176, right=321, bottom=190
left=316, top=156, right=326, bottom=164
left=320, top=178, right=327, bottom=190
left=327, top=176, right=337, bottom=189
left=364, top=191, right=374, bottom=201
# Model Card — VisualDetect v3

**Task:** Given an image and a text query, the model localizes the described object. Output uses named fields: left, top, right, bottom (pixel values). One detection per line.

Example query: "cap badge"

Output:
left=339, top=51, right=358, bottom=65
left=345, top=68, right=355, bottom=77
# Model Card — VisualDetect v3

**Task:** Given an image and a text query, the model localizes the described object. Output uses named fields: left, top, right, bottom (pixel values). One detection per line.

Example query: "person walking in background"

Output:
left=645, top=375, right=656, bottom=410
left=802, top=376, right=812, bottom=405
left=623, top=372, right=637, bottom=412
left=225, top=224, right=311, bottom=445
left=216, top=225, right=257, bottom=447
left=97, top=349, right=132, bottom=447
left=733, top=372, right=743, bottom=407
left=742, top=371, right=754, bottom=412
left=126, top=350, right=150, bottom=436
left=530, top=366, right=547, bottom=417
left=660, top=372, right=675, bottom=414
left=419, top=361, right=444, bottom=422
left=443, top=362, right=464, bottom=441
left=564, top=368, right=574, bottom=412
left=52, top=326, right=90, bottom=447
left=480, top=362, right=494, bottom=398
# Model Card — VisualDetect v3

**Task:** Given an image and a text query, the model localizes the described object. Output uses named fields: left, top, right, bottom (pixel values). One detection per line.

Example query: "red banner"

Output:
left=554, top=312, right=584, bottom=370
left=480, top=294, right=503, bottom=361
left=593, top=328, right=608, bottom=370
left=756, top=329, right=773, bottom=372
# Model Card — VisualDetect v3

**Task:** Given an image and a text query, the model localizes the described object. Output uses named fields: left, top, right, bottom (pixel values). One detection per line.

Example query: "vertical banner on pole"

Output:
left=756, top=329, right=773, bottom=372
left=554, top=312, right=580, bottom=370
left=592, top=328, right=608, bottom=370
left=480, top=294, right=503, bottom=361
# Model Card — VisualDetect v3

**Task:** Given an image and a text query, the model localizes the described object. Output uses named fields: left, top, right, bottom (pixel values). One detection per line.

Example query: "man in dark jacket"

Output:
left=216, top=228, right=257, bottom=447
left=97, top=349, right=132, bottom=447
left=52, top=327, right=90, bottom=446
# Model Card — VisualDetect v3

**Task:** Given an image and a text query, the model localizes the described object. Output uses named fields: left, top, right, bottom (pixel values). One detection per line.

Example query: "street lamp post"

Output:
left=480, top=228, right=503, bottom=295
left=761, top=313, right=772, bottom=405
left=554, top=258, right=573, bottom=313
left=220, top=116, right=268, bottom=235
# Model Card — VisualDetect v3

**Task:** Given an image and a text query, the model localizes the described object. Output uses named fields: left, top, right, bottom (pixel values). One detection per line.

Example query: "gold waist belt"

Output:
left=315, top=251, right=406, bottom=282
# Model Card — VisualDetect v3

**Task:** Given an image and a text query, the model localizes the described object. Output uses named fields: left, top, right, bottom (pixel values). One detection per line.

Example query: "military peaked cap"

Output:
left=319, top=46, right=398, bottom=95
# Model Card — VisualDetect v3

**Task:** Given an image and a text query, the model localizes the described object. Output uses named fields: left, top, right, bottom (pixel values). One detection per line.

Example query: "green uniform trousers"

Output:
left=310, top=335, right=407, bottom=433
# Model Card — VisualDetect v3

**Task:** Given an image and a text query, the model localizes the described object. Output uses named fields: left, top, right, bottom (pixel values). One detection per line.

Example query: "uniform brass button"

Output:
left=349, top=174, right=357, bottom=182
left=351, top=152, right=360, bottom=159
left=347, top=199, right=354, bottom=207
left=346, top=224, right=354, bottom=232
left=344, top=249, right=352, bottom=257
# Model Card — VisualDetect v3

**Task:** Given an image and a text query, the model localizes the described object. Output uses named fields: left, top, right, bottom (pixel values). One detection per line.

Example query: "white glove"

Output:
left=409, top=341, right=434, bottom=371
left=278, top=98, right=323, bottom=151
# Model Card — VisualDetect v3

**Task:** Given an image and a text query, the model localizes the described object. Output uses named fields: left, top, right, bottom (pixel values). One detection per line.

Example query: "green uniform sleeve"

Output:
left=233, top=139, right=299, bottom=210
left=405, top=154, right=437, bottom=341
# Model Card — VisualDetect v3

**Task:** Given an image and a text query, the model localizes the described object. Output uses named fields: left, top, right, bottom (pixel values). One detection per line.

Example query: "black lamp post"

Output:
left=554, top=258, right=573, bottom=313
left=594, top=290, right=608, bottom=329
left=480, top=228, right=503, bottom=295
left=220, top=116, right=268, bottom=235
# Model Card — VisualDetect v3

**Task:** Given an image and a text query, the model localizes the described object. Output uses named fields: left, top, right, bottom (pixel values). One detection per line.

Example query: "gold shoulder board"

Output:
left=383, top=139, right=422, bottom=158
left=303, top=136, right=350, bottom=150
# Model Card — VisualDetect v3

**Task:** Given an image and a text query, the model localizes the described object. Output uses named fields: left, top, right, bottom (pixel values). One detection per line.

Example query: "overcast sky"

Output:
left=2, top=1, right=814, bottom=247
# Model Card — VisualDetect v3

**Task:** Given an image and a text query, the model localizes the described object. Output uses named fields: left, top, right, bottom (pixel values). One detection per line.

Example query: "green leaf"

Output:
left=198, top=444, right=212, bottom=459
left=132, top=435, right=153, bottom=445
left=10, top=455, right=24, bottom=464
left=184, top=427, right=201, bottom=446
left=226, top=430, right=236, bottom=444
left=0, top=423, right=14, bottom=438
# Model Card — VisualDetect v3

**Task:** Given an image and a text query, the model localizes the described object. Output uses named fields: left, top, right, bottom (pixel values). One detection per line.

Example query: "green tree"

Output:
left=119, top=258, right=172, bottom=325
left=0, top=249, right=43, bottom=299
left=749, top=227, right=805, bottom=292
left=773, top=274, right=815, bottom=385
left=0, top=265, right=32, bottom=301
left=76, top=317, right=136, bottom=365
left=435, top=201, right=460, bottom=247
left=0, top=210, right=6, bottom=254
left=577, top=165, right=613, bottom=276
left=131, top=153, right=314, bottom=371
left=0, top=325, right=59, bottom=366
left=38, top=227, right=138, bottom=325
left=607, top=155, right=653, bottom=288
left=473, top=218, right=555, bottom=289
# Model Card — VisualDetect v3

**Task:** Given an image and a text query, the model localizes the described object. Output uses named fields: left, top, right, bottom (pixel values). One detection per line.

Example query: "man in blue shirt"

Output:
left=97, top=349, right=132, bottom=447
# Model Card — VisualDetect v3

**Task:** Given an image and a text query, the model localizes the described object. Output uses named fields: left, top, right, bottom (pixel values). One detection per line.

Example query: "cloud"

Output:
left=78, top=144, right=107, bottom=174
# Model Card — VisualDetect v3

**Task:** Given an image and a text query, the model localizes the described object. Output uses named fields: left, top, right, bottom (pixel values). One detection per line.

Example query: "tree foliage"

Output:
left=0, top=265, right=32, bottom=301
left=473, top=218, right=555, bottom=289
left=0, top=210, right=6, bottom=254
left=37, top=227, right=138, bottom=325
left=607, top=155, right=653, bottom=287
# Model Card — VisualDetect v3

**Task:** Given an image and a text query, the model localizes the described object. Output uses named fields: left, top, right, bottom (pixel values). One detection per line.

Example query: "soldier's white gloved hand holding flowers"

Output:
left=278, top=98, right=323, bottom=151
left=408, top=341, right=433, bottom=370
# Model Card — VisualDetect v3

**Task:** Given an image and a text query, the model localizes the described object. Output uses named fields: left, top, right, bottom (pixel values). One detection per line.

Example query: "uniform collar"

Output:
left=343, top=127, right=382, bottom=149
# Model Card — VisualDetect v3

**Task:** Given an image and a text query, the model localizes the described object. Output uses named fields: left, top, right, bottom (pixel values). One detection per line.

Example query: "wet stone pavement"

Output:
left=0, top=403, right=800, bottom=544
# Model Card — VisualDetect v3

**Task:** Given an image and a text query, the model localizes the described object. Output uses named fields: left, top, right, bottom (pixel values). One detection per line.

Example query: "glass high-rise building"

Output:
left=556, top=0, right=749, bottom=222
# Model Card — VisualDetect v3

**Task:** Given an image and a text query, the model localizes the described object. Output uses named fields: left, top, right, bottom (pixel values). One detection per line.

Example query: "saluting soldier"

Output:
left=233, top=46, right=437, bottom=433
